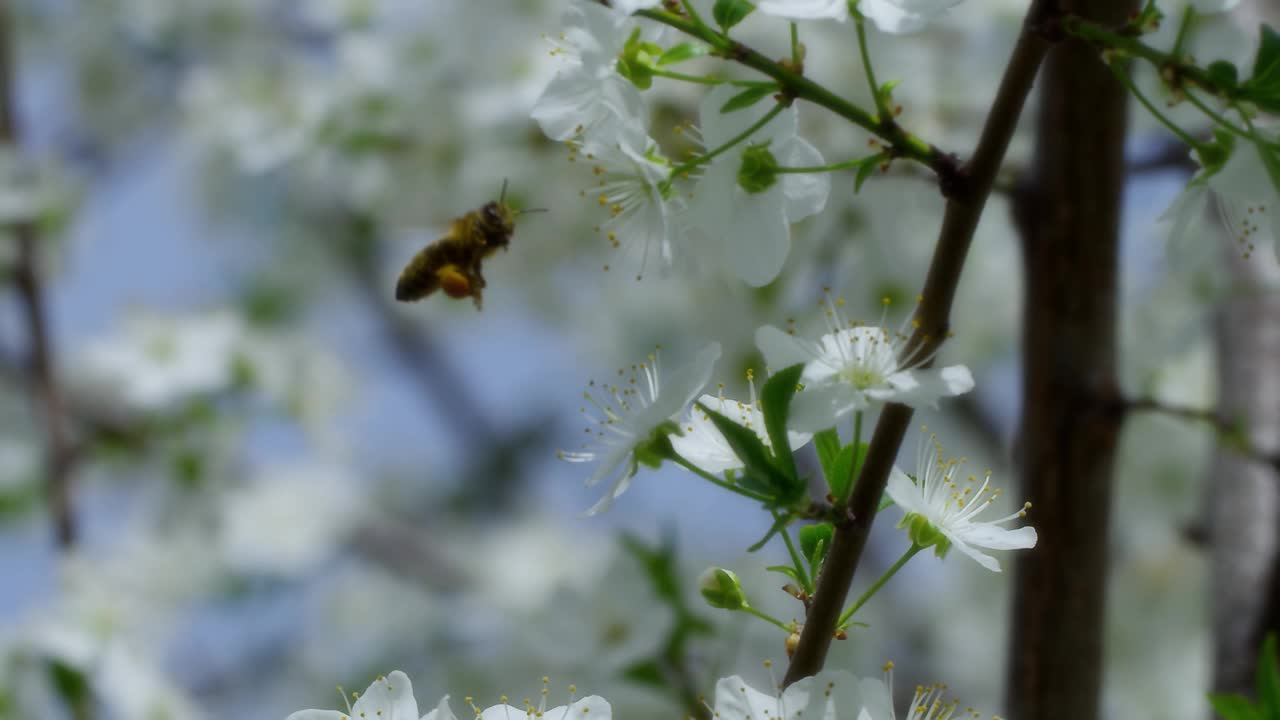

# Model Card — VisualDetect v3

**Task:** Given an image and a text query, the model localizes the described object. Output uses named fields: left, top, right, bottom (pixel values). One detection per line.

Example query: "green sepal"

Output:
left=659, top=42, right=710, bottom=66
left=720, top=85, right=776, bottom=113
left=902, top=512, right=949, bottom=556
left=712, top=0, right=756, bottom=30
left=617, top=29, right=663, bottom=90
left=760, top=363, right=804, bottom=483
left=635, top=421, right=681, bottom=469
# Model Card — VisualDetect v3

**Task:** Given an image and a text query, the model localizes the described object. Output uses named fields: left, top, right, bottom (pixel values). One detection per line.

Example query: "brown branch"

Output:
left=782, top=0, right=1058, bottom=685
left=1124, top=396, right=1280, bottom=473
left=0, top=0, right=75, bottom=548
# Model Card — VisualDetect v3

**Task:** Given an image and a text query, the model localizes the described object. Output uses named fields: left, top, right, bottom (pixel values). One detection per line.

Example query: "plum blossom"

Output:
left=756, top=0, right=962, bottom=34
left=887, top=430, right=1037, bottom=572
left=688, top=85, right=829, bottom=286
left=531, top=0, right=650, bottom=142
left=559, top=344, right=721, bottom=514
left=755, top=297, right=973, bottom=431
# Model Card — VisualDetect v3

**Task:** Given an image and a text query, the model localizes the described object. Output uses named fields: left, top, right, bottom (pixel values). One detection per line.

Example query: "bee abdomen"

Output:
left=395, top=248, right=441, bottom=301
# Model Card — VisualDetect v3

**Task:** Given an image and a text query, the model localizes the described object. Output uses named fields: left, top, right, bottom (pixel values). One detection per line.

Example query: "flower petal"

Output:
left=958, top=522, right=1038, bottom=551
left=886, top=466, right=927, bottom=516
left=422, top=696, right=457, bottom=720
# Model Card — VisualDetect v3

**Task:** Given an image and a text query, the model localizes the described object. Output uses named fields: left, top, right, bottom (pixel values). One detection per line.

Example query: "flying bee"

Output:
left=395, top=181, right=543, bottom=310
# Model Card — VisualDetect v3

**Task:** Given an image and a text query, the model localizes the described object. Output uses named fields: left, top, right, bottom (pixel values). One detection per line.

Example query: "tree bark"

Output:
left=1005, top=1, right=1134, bottom=718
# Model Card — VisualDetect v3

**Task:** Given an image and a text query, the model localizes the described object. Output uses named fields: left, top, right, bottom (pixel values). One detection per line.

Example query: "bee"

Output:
left=395, top=182, right=541, bottom=309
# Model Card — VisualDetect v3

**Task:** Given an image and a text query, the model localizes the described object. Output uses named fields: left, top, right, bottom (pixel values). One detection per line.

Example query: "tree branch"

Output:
left=782, top=0, right=1058, bottom=685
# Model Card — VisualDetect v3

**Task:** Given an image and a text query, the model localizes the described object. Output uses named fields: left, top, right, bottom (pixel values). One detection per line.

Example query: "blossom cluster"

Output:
left=286, top=666, right=985, bottom=720
left=560, top=293, right=1035, bottom=572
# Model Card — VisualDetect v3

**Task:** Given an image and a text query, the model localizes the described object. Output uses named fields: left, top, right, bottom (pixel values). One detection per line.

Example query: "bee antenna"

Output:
left=499, top=178, right=509, bottom=204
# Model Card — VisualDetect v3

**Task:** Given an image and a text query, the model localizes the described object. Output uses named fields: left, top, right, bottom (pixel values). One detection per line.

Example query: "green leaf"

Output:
left=1257, top=635, right=1280, bottom=717
left=659, top=42, right=710, bottom=66
left=621, top=659, right=666, bottom=688
left=853, top=156, right=881, bottom=194
left=1243, top=25, right=1280, bottom=112
left=814, top=429, right=841, bottom=479
left=712, top=0, right=756, bottom=30
left=761, top=363, right=804, bottom=483
left=747, top=511, right=793, bottom=552
left=827, top=443, right=858, bottom=500
left=766, top=564, right=803, bottom=583
left=698, top=402, right=793, bottom=501
left=799, top=522, right=834, bottom=571
left=720, top=85, right=776, bottom=114
left=1208, top=60, right=1240, bottom=91
left=1209, top=693, right=1262, bottom=720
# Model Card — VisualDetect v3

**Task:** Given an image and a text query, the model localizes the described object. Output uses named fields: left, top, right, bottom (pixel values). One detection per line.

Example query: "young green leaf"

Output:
left=720, top=85, right=777, bottom=113
left=1208, top=693, right=1262, bottom=720
left=854, top=156, right=880, bottom=194
left=1208, top=60, right=1240, bottom=92
left=814, top=428, right=841, bottom=480
left=799, top=522, right=834, bottom=572
left=827, top=443, right=858, bottom=500
left=1243, top=25, right=1280, bottom=112
left=761, top=363, right=805, bottom=483
left=659, top=42, right=710, bottom=66
left=712, top=0, right=756, bottom=31
left=1256, top=634, right=1280, bottom=717
left=697, top=401, right=792, bottom=500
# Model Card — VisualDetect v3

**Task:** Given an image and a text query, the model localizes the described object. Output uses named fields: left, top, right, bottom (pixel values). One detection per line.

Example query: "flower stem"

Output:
left=1170, top=5, right=1196, bottom=60
left=790, top=22, right=801, bottom=66
left=1182, top=90, right=1251, bottom=141
left=779, top=518, right=813, bottom=592
left=669, top=452, right=774, bottom=503
left=853, top=9, right=890, bottom=120
left=744, top=605, right=794, bottom=632
left=632, top=6, right=955, bottom=181
left=651, top=67, right=776, bottom=87
left=836, top=544, right=923, bottom=627
left=1062, top=15, right=1231, bottom=97
left=664, top=102, right=785, bottom=184
left=1105, top=59, right=1208, bottom=153
left=776, top=154, right=883, bottom=174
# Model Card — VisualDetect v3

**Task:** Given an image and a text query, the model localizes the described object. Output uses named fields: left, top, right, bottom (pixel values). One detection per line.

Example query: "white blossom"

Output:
left=531, top=0, right=649, bottom=142
left=854, top=665, right=975, bottom=720
left=711, top=669, right=871, bottom=720
left=756, top=0, right=961, bottom=34
left=688, top=85, right=829, bottom=286
left=574, top=128, right=683, bottom=277
left=559, top=344, right=721, bottom=514
left=1163, top=132, right=1280, bottom=262
left=286, top=671, right=434, bottom=720
left=887, top=431, right=1037, bottom=572
left=755, top=298, right=973, bottom=431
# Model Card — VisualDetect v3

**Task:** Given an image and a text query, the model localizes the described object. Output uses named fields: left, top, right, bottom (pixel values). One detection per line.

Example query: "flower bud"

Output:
left=616, top=29, right=662, bottom=90
left=785, top=628, right=802, bottom=657
left=699, top=567, right=749, bottom=610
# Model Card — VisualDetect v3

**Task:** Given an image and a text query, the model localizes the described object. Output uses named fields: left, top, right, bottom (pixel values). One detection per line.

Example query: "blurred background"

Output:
left=0, top=0, right=1270, bottom=718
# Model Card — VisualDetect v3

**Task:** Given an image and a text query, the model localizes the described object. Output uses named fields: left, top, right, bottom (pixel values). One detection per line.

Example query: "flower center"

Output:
left=840, top=365, right=884, bottom=390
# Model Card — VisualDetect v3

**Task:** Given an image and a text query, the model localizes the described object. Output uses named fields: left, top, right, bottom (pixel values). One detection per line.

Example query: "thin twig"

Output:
left=0, top=0, right=76, bottom=548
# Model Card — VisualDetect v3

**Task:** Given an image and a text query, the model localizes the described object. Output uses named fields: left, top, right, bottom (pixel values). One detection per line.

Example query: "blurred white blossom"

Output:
left=688, top=86, right=829, bottom=286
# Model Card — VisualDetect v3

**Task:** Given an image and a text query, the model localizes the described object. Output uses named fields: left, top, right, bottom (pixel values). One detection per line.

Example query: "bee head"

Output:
left=479, top=200, right=516, bottom=249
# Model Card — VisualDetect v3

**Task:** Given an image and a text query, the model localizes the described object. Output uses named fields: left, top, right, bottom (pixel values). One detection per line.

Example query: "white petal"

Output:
left=756, top=325, right=815, bottom=370
left=858, top=0, right=929, bottom=33
left=545, top=696, right=612, bottom=720
left=787, top=383, right=860, bottom=432
left=885, top=466, right=927, bottom=516
left=756, top=0, right=850, bottom=21
left=286, top=712, right=349, bottom=720
left=941, top=530, right=1003, bottom=572
left=959, top=523, right=1038, bottom=551
left=422, top=696, right=457, bottom=720
left=349, top=672, right=420, bottom=720
left=779, top=137, right=829, bottom=222
left=726, top=185, right=791, bottom=286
